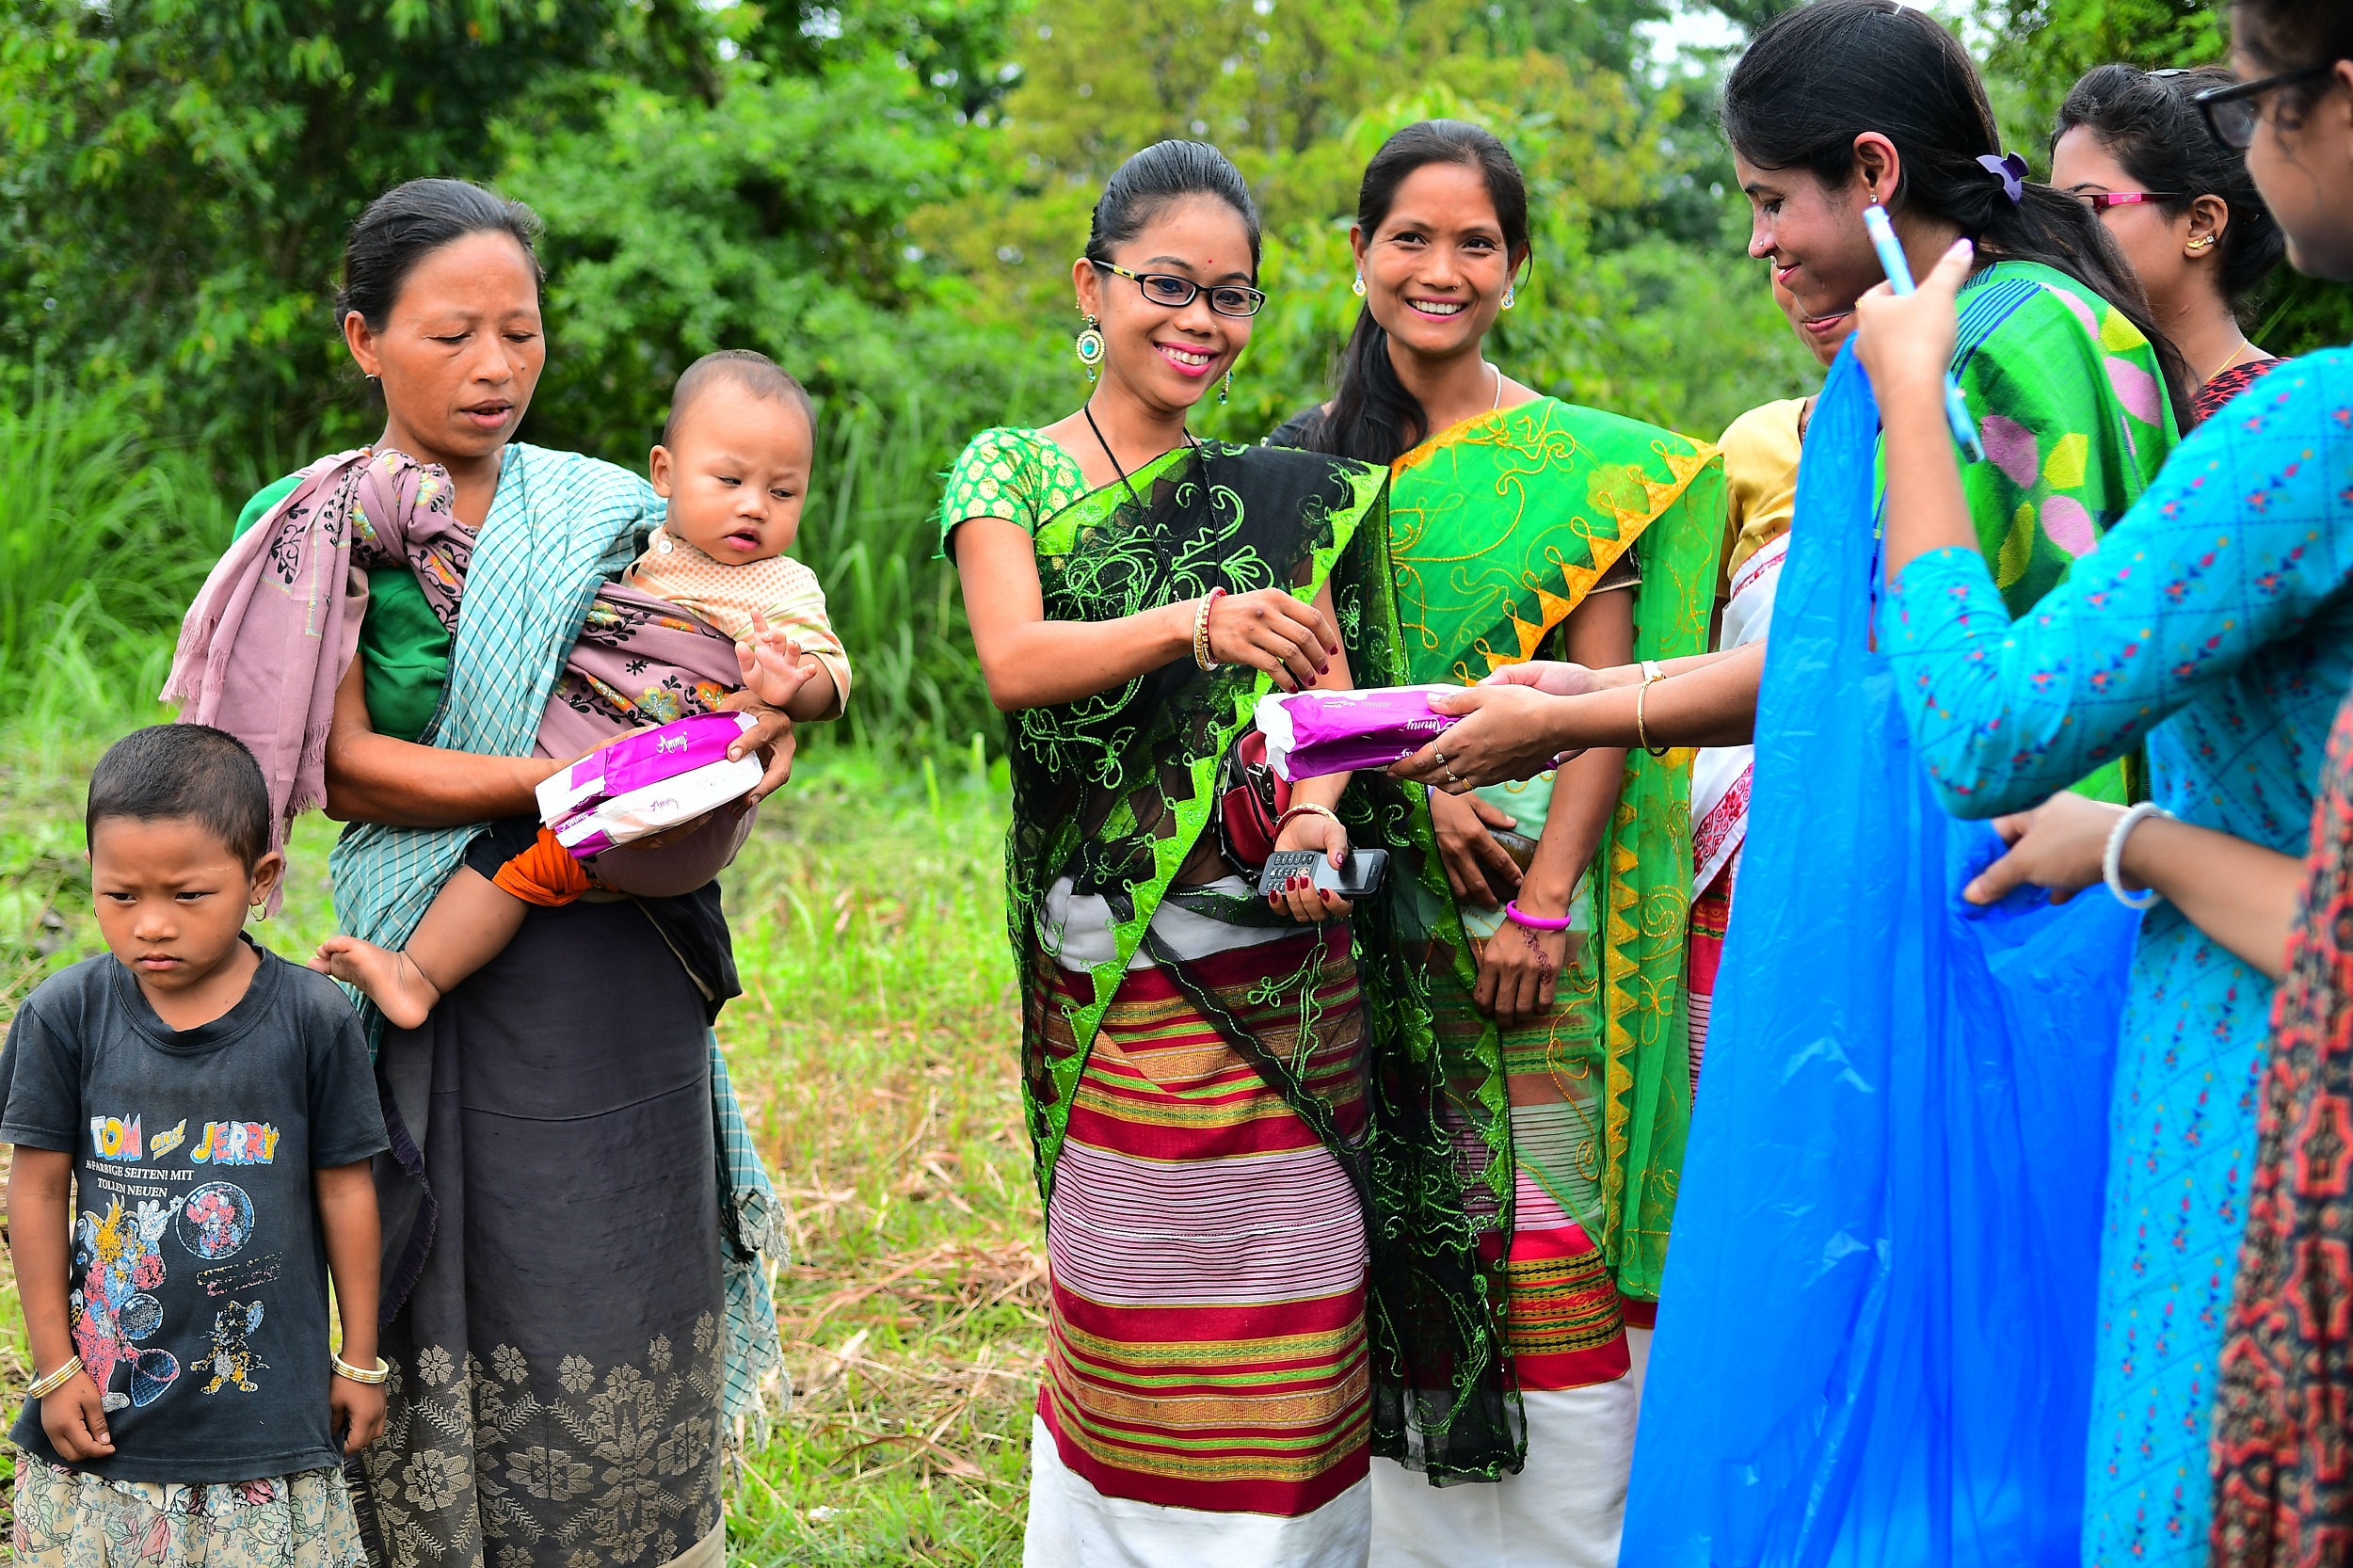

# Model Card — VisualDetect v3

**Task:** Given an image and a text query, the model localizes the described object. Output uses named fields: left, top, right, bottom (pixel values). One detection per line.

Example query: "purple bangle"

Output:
left=1502, top=901, right=1573, bottom=932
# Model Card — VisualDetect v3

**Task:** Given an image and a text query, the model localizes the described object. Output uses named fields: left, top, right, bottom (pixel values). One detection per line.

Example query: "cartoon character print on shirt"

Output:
left=201, top=1301, right=267, bottom=1394
left=178, top=1182, right=257, bottom=1259
left=71, top=1110, right=280, bottom=1411
left=71, top=1197, right=184, bottom=1412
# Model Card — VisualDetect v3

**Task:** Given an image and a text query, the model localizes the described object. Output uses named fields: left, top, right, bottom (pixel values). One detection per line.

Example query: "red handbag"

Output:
left=1213, top=728, right=1293, bottom=872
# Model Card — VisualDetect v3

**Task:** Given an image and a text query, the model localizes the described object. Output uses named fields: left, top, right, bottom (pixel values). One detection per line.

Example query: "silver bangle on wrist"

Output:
left=2103, top=801, right=2172, bottom=910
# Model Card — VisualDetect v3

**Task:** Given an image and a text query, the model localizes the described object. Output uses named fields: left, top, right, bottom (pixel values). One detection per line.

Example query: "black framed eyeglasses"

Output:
left=2195, top=65, right=2337, bottom=150
left=1089, top=260, right=1267, bottom=318
left=2074, top=190, right=2185, bottom=212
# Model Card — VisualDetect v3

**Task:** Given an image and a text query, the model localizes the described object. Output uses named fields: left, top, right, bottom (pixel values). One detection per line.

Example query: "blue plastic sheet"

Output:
left=1620, top=348, right=2141, bottom=1567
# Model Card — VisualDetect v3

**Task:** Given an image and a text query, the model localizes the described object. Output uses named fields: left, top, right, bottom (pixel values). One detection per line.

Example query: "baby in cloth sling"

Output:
left=169, top=350, right=848, bottom=1030
left=317, top=351, right=849, bottom=1027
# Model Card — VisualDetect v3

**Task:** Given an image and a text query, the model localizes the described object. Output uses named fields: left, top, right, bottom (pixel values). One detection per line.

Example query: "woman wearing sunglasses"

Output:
left=2053, top=64, right=2285, bottom=423
left=1841, top=0, right=2353, bottom=1559
left=938, top=138, right=1518, bottom=1563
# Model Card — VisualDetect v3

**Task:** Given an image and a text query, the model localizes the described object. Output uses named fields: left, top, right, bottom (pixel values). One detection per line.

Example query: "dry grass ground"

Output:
left=0, top=737, right=1040, bottom=1566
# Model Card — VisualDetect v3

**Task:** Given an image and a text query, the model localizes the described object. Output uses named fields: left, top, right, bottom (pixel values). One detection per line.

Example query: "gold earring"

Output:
left=1352, top=275, right=1367, bottom=297
left=2188, top=236, right=2217, bottom=251
left=1074, top=314, right=1105, bottom=382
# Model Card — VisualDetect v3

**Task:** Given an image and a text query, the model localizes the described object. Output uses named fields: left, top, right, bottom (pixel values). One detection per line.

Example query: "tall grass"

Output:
left=0, top=376, right=231, bottom=743
left=796, top=391, right=995, bottom=760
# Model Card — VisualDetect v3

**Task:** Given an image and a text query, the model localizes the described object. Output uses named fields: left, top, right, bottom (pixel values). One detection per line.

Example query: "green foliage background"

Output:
left=2, top=0, right=2347, bottom=754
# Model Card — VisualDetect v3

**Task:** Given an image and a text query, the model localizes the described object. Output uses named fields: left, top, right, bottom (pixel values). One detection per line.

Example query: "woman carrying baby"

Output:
left=941, top=140, right=1515, bottom=1563
left=1266, top=120, right=1724, bottom=1565
left=168, top=179, right=792, bottom=1568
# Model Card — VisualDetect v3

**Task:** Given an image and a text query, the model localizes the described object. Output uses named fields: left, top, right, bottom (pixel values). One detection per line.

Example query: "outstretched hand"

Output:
left=1853, top=237, right=1972, bottom=404
left=1391, top=685, right=1567, bottom=792
left=1481, top=660, right=1603, bottom=698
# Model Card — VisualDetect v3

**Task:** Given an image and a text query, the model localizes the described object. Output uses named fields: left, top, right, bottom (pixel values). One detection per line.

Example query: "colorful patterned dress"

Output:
left=1346, top=398, right=1724, bottom=1566
left=939, top=429, right=1518, bottom=1564
left=1883, top=351, right=2353, bottom=1567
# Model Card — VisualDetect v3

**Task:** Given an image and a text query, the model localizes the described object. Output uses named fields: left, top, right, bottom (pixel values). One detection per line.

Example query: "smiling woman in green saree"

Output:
left=941, top=140, right=1515, bottom=1565
left=1269, top=120, right=1724, bottom=1567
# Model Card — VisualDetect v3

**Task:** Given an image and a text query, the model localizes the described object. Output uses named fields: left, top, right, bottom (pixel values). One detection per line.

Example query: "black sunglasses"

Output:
left=2195, top=64, right=2338, bottom=150
left=1089, top=260, right=1267, bottom=318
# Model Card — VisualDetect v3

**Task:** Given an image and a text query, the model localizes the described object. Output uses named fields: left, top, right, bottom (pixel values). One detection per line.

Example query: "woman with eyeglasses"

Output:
left=2053, top=65, right=2286, bottom=423
left=1263, top=119, right=1725, bottom=1567
left=938, top=139, right=1519, bottom=1563
left=1834, top=0, right=2353, bottom=1559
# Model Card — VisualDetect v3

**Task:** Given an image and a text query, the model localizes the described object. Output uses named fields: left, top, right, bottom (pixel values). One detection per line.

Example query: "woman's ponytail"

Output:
left=1319, top=311, right=1427, bottom=463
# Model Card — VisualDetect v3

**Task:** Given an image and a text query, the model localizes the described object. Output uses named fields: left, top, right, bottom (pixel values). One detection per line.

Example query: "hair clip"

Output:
left=1976, top=152, right=2029, bottom=207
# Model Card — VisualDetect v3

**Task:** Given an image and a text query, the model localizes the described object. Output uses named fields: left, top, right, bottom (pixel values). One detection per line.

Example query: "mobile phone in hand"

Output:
left=1257, top=849, right=1388, bottom=899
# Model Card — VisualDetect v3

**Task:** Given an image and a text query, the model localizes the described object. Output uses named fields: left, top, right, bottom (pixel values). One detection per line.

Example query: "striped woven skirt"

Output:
left=1024, top=910, right=1374, bottom=1565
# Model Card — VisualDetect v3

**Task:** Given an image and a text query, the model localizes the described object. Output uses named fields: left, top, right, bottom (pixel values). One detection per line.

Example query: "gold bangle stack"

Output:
left=1633, top=659, right=1672, bottom=758
left=26, top=1355, right=84, bottom=1400
left=332, top=1353, right=391, bottom=1385
left=1193, top=587, right=1226, bottom=672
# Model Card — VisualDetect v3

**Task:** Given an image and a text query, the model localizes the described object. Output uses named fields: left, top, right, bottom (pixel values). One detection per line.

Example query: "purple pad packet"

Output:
left=536, top=711, right=758, bottom=824
left=1255, top=685, right=1465, bottom=781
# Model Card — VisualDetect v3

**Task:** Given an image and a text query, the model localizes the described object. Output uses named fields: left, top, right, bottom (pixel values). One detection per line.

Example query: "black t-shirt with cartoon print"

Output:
left=0, top=939, right=387, bottom=1481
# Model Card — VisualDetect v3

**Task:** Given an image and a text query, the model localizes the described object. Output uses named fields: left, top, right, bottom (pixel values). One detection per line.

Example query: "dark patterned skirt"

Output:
left=348, top=896, right=726, bottom=1568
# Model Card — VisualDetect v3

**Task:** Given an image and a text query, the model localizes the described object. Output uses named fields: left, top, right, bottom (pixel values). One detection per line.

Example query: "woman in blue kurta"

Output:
left=1859, top=152, right=2353, bottom=1568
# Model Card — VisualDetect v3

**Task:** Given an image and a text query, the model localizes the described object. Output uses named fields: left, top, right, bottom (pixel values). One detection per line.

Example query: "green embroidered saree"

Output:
left=947, top=434, right=1525, bottom=1480
left=1388, top=398, right=1726, bottom=1302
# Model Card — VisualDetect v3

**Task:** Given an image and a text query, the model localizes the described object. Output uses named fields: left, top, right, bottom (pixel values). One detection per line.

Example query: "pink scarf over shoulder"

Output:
left=163, top=449, right=469, bottom=872
left=165, top=447, right=749, bottom=904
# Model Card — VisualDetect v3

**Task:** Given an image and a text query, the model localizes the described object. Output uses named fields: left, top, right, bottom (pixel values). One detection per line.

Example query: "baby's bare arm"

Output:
left=782, top=663, right=839, bottom=722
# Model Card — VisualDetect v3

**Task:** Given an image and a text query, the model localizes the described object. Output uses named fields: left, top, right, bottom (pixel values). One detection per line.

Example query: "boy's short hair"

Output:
left=87, top=725, right=272, bottom=870
left=661, top=350, right=815, bottom=448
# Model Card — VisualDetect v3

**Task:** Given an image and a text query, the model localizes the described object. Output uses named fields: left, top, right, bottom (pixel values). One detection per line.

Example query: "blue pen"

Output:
left=1861, top=204, right=1985, bottom=463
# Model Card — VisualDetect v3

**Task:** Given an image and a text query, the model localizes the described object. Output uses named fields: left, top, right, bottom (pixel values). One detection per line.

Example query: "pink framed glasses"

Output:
left=2074, top=190, right=2185, bottom=212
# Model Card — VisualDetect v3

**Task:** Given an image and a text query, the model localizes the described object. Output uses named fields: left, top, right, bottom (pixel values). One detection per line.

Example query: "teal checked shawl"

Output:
left=323, top=441, right=786, bottom=1440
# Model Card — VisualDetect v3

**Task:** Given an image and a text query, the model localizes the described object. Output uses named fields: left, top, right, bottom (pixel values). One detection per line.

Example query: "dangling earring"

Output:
left=1352, top=274, right=1367, bottom=297
left=1074, top=314, right=1105, bottom=381
left=1501, top=284, right=1516, bottom=311
left=1220, top=367, right=1233, bottom=406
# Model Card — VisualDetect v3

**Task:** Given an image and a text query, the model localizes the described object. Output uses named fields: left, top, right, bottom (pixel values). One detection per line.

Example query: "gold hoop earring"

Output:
left=1352, top=274, right=1367, bottom=297
left=1074, top=314, right=1105, bottom=382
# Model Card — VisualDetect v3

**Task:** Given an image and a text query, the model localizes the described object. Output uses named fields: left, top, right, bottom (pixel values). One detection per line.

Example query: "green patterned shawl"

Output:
left=1388, top=398, right=1725, bottom=1300
left=976, top=436, right=1525, bottom=1481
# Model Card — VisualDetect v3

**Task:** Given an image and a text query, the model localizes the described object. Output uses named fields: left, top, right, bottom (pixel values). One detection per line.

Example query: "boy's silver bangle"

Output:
left=2104, top=802, right=2172, bottom=910
left=332, top=1353, right=391, bottom=1385
left=26, top=1355, right=83, bottom=1400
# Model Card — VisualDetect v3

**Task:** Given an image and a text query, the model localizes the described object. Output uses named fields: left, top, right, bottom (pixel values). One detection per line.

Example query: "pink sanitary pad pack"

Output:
left=535, top=711, right=764, bottom=858
left=1254, top=685, right=1465, bottom=781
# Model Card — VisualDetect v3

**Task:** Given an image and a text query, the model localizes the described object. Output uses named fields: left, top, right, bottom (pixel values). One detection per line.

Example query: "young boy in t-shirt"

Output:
left=1, top=725, right=389, bottom=1565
